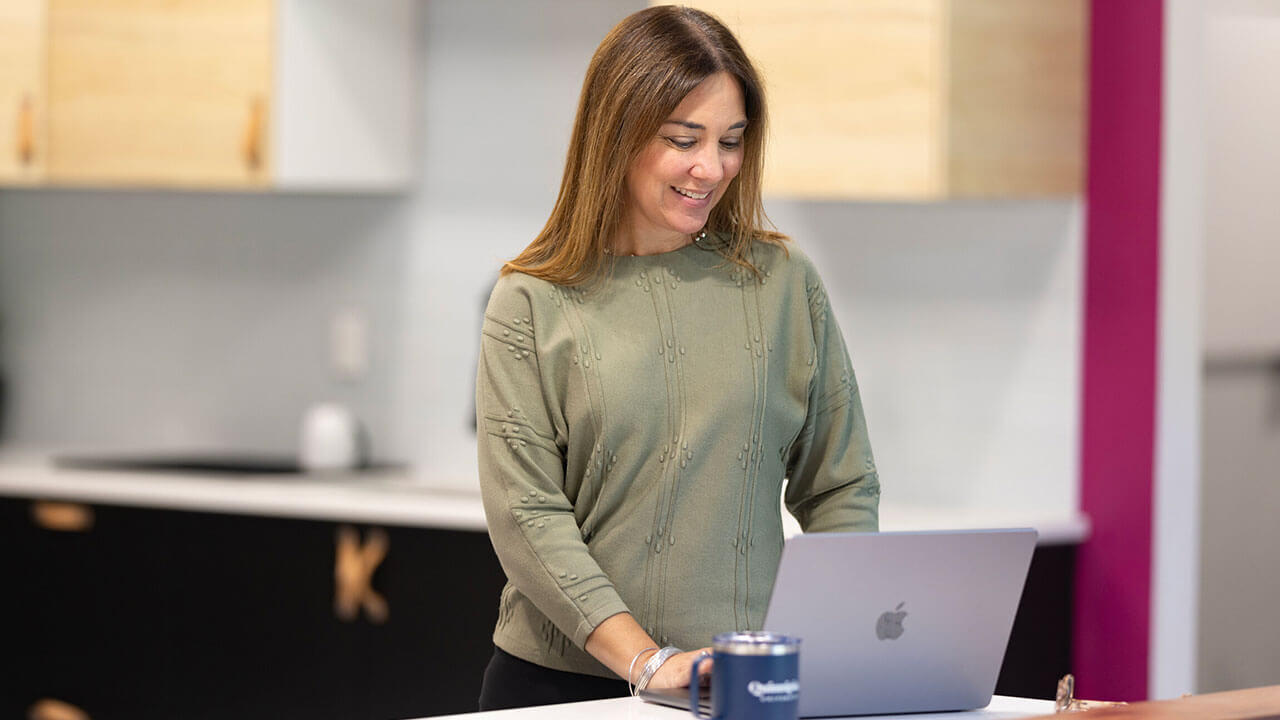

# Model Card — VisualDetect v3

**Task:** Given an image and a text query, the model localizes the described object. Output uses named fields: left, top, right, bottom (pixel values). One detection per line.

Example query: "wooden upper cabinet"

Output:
left=0, top=0, right=413, bottom=191
left=0, top=0, right=46, bottom=183
left=670, top=0, right=1086, bottom=200
left=47, top=0, right=274, bottom=188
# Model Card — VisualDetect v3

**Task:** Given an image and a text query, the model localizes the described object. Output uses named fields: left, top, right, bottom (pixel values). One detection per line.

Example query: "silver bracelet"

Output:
left=634, top=646, right=682, bottom=694
left=627, top=646, right=659, bottom=696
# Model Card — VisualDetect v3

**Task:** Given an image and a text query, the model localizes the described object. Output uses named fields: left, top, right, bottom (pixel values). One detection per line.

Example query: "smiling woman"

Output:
left=503, top=5, right=782, bottom=283
left=474, top=5, right=880, bottom=712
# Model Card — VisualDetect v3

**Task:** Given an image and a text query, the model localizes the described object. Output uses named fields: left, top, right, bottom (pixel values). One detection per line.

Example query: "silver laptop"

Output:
left=641, top=528, right=1037, bottom=717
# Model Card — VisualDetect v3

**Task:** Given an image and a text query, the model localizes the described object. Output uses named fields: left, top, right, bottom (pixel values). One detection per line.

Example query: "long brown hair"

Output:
left=503, top=5, right=785, bottom=286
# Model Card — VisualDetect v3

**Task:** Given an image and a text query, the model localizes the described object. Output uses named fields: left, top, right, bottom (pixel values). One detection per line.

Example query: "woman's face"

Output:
left=623, top=72, right=747, bottom=248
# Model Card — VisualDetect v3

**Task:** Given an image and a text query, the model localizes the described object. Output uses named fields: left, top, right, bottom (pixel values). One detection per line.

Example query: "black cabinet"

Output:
left=2, top=495, right=1075, bottom=716
left=1, top=498, right=507, bottom=720
left=995, top=543, right=1075, bottom=700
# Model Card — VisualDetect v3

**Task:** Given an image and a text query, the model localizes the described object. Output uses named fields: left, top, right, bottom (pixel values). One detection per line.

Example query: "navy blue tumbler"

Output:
left=689, top=631, right=800, bottom=720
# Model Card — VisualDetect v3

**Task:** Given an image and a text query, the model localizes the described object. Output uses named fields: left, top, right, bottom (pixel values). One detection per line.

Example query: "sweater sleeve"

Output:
left=783, top=266, right=881, bottom=534
left=476, top=276, right=631, bottom=650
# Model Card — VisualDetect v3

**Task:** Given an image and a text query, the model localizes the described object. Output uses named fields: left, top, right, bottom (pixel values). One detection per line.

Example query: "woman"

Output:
left=475, top=5, right=879, bottom=710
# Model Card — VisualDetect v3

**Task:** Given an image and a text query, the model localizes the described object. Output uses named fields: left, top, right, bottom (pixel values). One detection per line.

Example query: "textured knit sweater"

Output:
left=475, top=238, right=880, bottom=678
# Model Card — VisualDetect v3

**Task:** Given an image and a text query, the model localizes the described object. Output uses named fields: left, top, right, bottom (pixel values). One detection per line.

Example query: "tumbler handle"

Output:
left=690, top=653, right=712, bottom=719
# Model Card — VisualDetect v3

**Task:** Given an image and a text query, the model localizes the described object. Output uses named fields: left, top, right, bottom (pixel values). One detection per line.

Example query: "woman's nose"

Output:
left=690, top=147, right=725, bottom=184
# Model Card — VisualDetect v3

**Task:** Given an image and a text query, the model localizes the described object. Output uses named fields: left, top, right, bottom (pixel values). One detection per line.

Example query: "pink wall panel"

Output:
left=1076, top=0, right=1164, bottom=702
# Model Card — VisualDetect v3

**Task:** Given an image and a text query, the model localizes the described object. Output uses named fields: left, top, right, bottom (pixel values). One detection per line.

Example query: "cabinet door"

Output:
left=350, top=524, right=509, bottom=718
left=663, top=0, right=1084, bottom=199
left=46, top=0, right=273, bottom=187
left=686, top=0, right=946, bottom=199
left=143, top=512, right=508, bottom=719
left=0, top=0, right=45, bottom=183
left=1, top=498, right=113, bottom=720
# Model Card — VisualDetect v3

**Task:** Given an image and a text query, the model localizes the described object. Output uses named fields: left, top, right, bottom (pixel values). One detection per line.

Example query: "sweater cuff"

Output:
left=571, top=590, right=631, bottom=649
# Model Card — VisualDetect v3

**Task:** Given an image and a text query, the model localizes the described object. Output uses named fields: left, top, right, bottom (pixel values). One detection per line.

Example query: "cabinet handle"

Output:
left=17, top=93, right=36, bottom=166
left=334, top=525, right=389, bottom=624
left=29, top=698, right=90, bottom=720
left=241, top=96, right=265, bottom=172
left=31, top=501, right=94, bottom=532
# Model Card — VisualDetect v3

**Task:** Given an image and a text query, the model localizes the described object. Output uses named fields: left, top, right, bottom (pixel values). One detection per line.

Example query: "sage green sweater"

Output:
left=476, top=239, right=879, bottom=678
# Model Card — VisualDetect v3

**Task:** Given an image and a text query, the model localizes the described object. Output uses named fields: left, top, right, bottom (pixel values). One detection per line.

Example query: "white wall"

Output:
left=1152, top=0, right=1205, bottom=699
left=769, top=200, right=1081, bottom=515
left=0, top=0, right=1082, bottom=516
left=1202, top=1, right=1280, bottom=358
left=0, top=190, right=413, bottom=454
left=1197, top=0, right=1280, bottom=694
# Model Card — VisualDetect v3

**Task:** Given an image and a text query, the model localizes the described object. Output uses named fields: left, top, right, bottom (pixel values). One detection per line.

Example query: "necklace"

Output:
left=605, top=231, right=708, bottom=256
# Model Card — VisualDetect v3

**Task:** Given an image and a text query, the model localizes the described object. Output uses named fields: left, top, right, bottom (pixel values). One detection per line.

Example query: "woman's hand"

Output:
left=644, top=647, right=713, bottom=689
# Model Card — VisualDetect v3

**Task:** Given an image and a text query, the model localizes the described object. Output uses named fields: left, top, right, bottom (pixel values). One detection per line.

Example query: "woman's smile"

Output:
left=672, top=186, right=712, bottom=201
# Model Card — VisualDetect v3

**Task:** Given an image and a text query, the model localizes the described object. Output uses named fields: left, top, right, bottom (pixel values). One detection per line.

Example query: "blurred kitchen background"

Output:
left=0, top=0, right=1084, bottom=520
left=0, top=0, right=1276, bottom=718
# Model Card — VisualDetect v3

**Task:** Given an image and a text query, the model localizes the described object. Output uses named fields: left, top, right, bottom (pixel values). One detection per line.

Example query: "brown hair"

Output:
left=502, top=5, right=786, bottom=286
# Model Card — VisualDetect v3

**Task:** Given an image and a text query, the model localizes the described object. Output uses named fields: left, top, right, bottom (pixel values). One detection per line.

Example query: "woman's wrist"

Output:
left=584, top=613, right=662, bottom=681
left=627, top=646, right=659, bottom=694
left=632, top=646, right=683, bottom=695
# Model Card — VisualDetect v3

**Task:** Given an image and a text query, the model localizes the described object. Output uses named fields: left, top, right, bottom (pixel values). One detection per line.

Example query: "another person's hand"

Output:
left=644, top=647, right=713, bottom=689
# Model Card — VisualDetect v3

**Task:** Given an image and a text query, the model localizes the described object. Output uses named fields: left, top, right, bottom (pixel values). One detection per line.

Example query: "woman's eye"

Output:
left=720, top=138, right=743, bottom=150
left=665, top=137, right=696, bottom=150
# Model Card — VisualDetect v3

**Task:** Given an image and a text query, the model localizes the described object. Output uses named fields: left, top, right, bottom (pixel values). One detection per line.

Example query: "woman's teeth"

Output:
left=673, top=187, right=710, bottom=200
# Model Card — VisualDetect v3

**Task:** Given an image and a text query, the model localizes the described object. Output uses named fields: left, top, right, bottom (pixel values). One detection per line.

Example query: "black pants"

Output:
left=478, top=645, right=630, bottom=710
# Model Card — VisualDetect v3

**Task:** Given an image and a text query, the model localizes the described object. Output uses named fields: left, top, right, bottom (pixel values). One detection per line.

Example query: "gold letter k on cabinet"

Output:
left=334, top=525, right=389, bottom=624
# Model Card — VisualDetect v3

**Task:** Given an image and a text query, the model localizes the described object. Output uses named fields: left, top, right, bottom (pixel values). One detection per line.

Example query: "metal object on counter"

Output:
left=1055, top=674, right=1129, bottom=713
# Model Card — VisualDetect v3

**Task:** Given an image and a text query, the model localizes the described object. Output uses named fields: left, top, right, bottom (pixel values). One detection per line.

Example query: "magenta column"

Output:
left=1075, top=0, right=1164, bottom=701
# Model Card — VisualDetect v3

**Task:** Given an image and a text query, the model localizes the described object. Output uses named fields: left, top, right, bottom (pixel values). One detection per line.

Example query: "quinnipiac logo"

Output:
left=747, top=679, right=800, bottom=703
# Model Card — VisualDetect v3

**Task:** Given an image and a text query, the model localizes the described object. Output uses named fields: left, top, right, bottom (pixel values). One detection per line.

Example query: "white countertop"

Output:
left=0, top=451, right=489, bottom=530
left=418, top=695, right=1056, bottom=720
left=0, top=452, right=1087, bottom=543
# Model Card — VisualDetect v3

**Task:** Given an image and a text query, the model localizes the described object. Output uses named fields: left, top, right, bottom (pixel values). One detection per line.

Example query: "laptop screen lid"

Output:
left=761, top=528, right=1036, bottom=717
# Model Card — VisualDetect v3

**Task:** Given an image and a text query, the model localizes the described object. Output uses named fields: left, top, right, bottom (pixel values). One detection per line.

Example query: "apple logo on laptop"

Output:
left=875, top=602, right=908, bottom=640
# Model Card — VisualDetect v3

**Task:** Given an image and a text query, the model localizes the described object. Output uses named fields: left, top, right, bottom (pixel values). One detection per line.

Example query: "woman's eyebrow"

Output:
left=663, top=119, right=749, bottom=130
